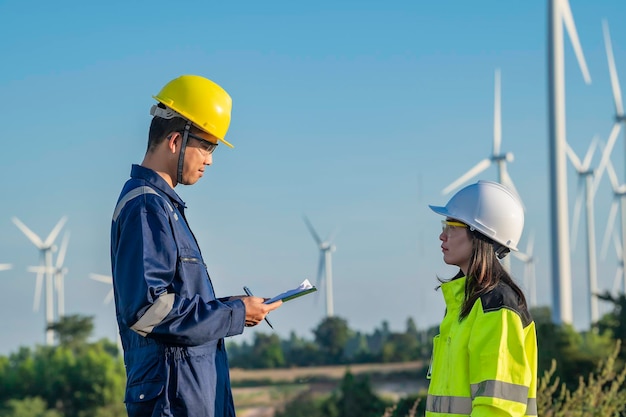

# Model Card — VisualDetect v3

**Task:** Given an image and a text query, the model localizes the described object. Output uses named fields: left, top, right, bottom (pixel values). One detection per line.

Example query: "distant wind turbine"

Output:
left=442, top=68, right=519, bottom=198
left=566, top=138, right=600, bottom=323
left=13, top=216, right=67, bottom=345
left=593, top=19, right=626, bottom=291
left=29, top=232, right=70, bottom=318
left=599, top=157, right=626, bottom=296
left=303, top=216, right=336, bottom=317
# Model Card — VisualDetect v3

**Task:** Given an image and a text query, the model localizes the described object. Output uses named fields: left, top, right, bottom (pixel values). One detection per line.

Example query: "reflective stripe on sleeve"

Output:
left=427, top=383, right=536, bottom=416
left=130, top=293, right=176, bottom=337
left=471, top=380, right=529, bottom=404
left=426, top=395, right=472, bottom=415
left=112, top=186, right=176, bottom=222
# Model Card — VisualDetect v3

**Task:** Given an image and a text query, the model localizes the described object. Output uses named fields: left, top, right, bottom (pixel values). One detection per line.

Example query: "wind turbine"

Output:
left=442, top=68, right=519, bottom=198
left=13, top=216, right=67, bottom=345
left=89, top=273, right=114, bottom=305
left=547, top=0, right=591, bottom=325
left=303, top=216, right=336, bottom=317
left=599, top=156, right=626, bottom=294
left=27, top=231, right=70, bottom=318
left=593, top=19, right=626, bottom=290
left=512, top=231, right=536, bottom=307
left=566, top=137, right=600, bottom=324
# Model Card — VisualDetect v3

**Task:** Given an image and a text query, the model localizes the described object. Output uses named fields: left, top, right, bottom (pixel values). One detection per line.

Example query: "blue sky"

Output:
left=1, top=0, right=625, bottom=354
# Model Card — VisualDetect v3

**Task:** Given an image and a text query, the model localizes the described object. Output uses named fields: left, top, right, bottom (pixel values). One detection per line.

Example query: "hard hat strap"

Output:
left=494, top=243, right=510, bottom=259
left=176, top=121, right=191, bottom=185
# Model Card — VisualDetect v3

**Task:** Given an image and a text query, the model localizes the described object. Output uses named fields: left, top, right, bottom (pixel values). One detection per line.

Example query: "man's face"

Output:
left=180, top=130, right=218, bottom=186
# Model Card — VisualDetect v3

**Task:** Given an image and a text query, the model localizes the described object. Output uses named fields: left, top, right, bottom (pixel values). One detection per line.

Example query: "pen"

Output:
left=243, top=286, right=274, bottom=329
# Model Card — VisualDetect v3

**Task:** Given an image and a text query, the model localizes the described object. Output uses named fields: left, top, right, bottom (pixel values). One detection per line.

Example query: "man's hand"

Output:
left=241, top=296, right=282, bottom=327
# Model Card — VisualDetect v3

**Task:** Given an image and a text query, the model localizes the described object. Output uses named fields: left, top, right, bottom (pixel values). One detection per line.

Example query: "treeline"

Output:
left=226, top=316, right=435, bottom=369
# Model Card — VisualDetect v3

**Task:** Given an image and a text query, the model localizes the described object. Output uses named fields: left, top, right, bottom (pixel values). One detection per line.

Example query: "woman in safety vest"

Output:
left=426, top=180, right=537, bottom=417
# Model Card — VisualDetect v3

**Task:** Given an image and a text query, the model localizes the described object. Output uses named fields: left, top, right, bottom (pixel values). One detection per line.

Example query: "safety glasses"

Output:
left=181, top=131, right=219, bottom=155
left=441, top=220, right=468, bottom=235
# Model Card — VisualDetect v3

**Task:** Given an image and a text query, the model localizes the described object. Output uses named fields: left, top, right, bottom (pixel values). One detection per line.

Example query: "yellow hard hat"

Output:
left=152, top=74, right=234, bottom=147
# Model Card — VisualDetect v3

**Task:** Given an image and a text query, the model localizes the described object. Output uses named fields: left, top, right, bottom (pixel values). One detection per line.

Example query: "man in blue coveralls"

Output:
left=110, top=74, right=282, bottom=417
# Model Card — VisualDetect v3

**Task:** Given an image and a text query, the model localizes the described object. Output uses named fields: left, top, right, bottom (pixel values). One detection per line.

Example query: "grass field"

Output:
left=231, top=361, right=428, bottom=417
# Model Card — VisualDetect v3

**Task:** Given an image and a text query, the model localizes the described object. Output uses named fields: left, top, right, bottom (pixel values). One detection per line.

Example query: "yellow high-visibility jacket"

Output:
left=426, top=276, right=537, bottom=417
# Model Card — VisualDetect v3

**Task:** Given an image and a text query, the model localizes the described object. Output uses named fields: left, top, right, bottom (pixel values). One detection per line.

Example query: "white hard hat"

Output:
left=429, top=180, right=524, bottom=251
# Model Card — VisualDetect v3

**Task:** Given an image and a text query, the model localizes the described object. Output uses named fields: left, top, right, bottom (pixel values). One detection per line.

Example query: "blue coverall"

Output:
left=110, top=164, right=246, bottom=417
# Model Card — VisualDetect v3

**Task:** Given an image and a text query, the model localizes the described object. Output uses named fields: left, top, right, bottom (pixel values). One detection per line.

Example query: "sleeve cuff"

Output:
left=223, top=299, right=245, bottom=337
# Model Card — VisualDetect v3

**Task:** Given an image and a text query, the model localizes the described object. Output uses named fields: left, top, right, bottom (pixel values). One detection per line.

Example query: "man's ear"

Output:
left=166, top=132, right=180, bottom=154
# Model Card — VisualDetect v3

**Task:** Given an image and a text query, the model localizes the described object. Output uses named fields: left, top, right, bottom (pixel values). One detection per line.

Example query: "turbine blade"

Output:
left=499, top=165, right=522, bottom=203
left=566, top=143, right=583, bottom=171
left=56, top=232, right=70, bottom=268
left=316, top=252, right=325, bottom=288
left=560, top=0, right=592, bottom=84
left=593, top=123, right=622, bottom=191
left=442, top=159, right=492, bottom=195
left=603, top=20, right=624, bottom=116
left=89, top=273, right=112, bottom=284
left=12, top=217, right=44, bottom=248
left=33, top=268, right=44, bottom=312
left=104, top=290, right=114, bottom=305
left=43, top=216, right=67, bottom=248
left=493, top=68, right=502, bottom=156
left=581, top=135, right=599, bottom=170
left=605, top=154, right=620, bottom=190
left=570, top=180, right=584, bottom=249
left=302, top=215, right=322, bottom=246
left=601, top=201, right=619, bottom=259
left=0, top=264, right=12, bottom=271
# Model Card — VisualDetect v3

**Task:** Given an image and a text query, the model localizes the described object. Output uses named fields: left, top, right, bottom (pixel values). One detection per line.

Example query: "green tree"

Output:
left=0, top=397, right=61, bottom=417
left=47, top=314, right=95, bottom=351
left=250, top=333, right=285, bottom=368
left=321, top=370, right=388, bottom=417
left=313, top=317, right=352, bottom=364
left=0, top=316, right=126, bottom=417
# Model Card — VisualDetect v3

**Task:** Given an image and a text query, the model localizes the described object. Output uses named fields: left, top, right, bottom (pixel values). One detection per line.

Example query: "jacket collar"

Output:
left=130, top=164, right=186, bottom=208
left=441, top=276, right=466, bottom=308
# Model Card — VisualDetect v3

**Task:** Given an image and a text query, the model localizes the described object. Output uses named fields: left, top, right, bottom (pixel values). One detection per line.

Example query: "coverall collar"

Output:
left=131, top=164, right=186, bottom=208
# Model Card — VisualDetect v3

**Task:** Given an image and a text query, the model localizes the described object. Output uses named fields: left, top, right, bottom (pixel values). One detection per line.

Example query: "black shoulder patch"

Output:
left=480, top=283, right=533, bottom=328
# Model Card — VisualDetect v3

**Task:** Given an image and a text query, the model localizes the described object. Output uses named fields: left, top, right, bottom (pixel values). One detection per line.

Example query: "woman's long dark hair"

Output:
left=442, top=229, right=528, bottom=320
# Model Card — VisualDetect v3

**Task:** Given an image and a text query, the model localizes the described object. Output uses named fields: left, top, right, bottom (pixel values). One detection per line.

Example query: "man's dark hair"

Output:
left=147, top=103, right=201, bottom=152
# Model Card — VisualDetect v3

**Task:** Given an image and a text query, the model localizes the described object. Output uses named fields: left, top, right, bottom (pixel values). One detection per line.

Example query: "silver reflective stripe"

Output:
left=427, top=389, right=536, bottom=416
left=526, top=398, right=537, bottom=416
left=112, top=186, right=176, bottom=222
left=130, top=293, right=176, bottom=336
left=426, top=394, right=472, bottom=414
left=471, top=380, right=529, bottom=404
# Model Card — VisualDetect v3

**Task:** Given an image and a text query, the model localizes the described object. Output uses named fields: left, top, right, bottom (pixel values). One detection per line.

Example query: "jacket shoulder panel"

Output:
left=479, top=283, right=532, bottom=328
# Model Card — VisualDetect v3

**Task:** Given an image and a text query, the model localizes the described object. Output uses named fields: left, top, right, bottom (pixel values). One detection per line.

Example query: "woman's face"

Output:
left=439, top=219, right=473, bottom=274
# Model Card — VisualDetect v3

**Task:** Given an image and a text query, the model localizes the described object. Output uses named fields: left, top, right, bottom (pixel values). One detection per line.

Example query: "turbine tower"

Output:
left=566, top=138, right=599, bottom=324
left=13, top=216, right=67, bottom=345
left=547, top=0, right=591, bottom=325
left=512, top=231, right=537, bottom=307
left=441, top=68, right=520, bottom=271
left=29, top=232, right=70, bottom=318
left=303, top=216, right=336, bottom=317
